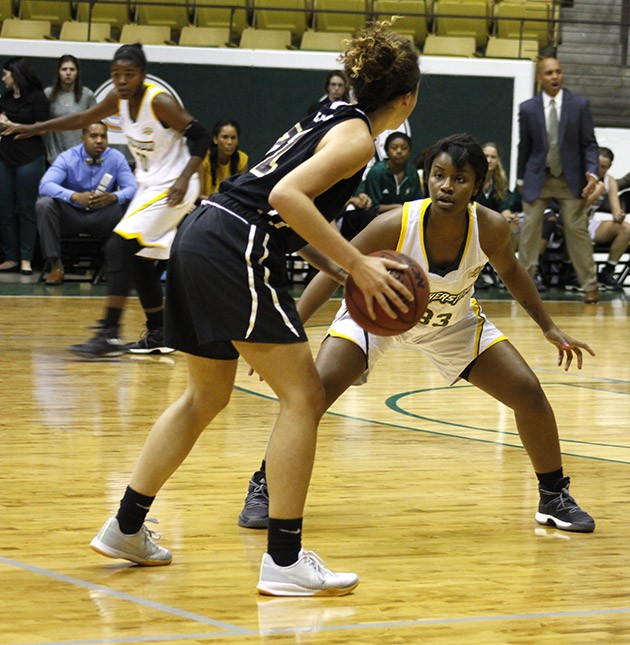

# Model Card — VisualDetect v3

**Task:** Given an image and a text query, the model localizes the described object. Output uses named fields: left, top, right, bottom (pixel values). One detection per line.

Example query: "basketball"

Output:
left=344, top=250, right=430, bottom=336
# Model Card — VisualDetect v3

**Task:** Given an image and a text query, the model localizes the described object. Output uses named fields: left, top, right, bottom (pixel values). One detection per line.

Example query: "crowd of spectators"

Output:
left=0, top=57, right=627, bottom=296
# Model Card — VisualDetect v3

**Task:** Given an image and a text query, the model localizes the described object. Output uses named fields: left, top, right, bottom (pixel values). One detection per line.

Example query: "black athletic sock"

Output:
left=267, top=518, right=303, bottom=566
left=146, top=309, right=163, bottom=331
left=103, top=307, right=123, bottom=334
left=116, top=485, right=155, bottom=534
left=253, top=460, right=266, bottom=483
left=536, top=467, right=565, bottom=491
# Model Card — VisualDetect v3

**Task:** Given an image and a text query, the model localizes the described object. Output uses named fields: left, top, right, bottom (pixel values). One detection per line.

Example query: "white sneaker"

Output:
left=89, top=517, right=172, bottom=566
left=257, top=549, right=359, bottom=597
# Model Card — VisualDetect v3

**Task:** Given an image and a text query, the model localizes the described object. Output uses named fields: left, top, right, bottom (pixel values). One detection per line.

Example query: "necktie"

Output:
left=546, top=99, right=562, bottom=177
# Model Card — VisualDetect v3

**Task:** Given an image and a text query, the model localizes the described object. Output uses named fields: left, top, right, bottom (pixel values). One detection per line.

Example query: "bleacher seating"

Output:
left=300, top=29, right=349, bottom=51
left=59, top=20, right=113, bottom=41
left=434, top=0, right=489, bottom=49
left=373, top=0, right=428, bottom=47
left=494, top=0, right=555, bottom=48
left=119, top=23, right=172, bottom=44
left=76, top=0, right=134, bottom=33
left=0, top=18, right=52, bottom=39
left=19, top=0, right=72, bottom=27
left=253, top=0, right=308, bottom=42
left=423, top=34, right=476, bottom=57
left=194, top=0, right=249, bottom=42
left=179, top=24, right=229, bottom=46
left=239, top=26, right=291, bottom=49
left=313, top=0, right=368, bottom=34
left=0, top=0, right=16, bottom=21
left=485, top=36, right=538, bottom=60
left=136, top=0, right=192, bottom=37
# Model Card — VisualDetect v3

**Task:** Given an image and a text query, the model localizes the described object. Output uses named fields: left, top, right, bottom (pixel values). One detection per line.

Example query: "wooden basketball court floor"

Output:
left=1, top=287, right=629, bottom=644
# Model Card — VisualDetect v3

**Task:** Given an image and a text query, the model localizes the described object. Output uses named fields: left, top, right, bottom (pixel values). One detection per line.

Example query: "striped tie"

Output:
left=546, top=99, right=562, bottom=177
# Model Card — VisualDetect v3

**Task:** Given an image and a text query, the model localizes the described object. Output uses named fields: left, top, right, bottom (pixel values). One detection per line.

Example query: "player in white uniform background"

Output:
left=239, top=133, right=598, bottom=536
left=8, top=44, right=211, bottom=357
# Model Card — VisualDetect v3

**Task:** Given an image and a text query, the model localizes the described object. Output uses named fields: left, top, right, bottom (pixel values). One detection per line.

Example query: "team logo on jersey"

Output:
left=428, top=287, right=471, bottom=306
left=93, top=74, right=184, bottom=134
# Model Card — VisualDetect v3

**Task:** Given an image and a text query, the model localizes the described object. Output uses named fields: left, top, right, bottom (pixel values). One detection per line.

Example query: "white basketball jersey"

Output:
left=119, top=83, right=191, bottom=186
left=396, top=198, right=489, bottom=343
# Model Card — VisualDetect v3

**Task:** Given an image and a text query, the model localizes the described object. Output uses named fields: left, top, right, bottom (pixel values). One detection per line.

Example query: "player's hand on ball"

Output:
left=349, top=253, right=411, bottom=320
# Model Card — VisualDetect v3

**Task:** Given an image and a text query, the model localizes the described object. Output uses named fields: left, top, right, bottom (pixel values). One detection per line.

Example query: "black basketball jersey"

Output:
left=218, top=102, right=371, bottom=253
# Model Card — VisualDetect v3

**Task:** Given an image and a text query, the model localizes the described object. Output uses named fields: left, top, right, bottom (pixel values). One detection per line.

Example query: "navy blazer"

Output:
left=517, top=89, right=599, bottom=203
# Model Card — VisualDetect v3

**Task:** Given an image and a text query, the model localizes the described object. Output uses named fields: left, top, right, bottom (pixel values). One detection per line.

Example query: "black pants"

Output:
left=36, top=196, right=124, bottom=259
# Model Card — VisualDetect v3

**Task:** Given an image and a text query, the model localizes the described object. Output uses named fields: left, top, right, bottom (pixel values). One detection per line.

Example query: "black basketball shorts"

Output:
left=165, top=201, right=307, bottom=360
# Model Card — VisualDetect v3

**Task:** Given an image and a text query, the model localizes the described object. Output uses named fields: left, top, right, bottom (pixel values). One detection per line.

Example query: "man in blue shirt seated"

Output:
left=37, top=122, right=137, bottom=285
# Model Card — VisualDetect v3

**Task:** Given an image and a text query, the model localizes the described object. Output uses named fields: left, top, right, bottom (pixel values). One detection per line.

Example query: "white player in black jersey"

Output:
left=239, top=133, right=597, bottom=536
left=8, top=44, right=212, bottom=358
left=85, top=22, right=423, bottom=596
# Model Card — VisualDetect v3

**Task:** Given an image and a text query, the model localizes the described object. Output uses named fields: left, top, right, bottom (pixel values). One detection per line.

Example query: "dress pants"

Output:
left=519, top=172, right=597, bottom=292
left=36, top=196, right=125, bottom=259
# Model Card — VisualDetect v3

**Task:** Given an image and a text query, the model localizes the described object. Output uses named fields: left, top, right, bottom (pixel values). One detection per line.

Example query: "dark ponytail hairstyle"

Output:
left=112, top=43, right=148, bottom=71
left=210, top=119, right=242, bottom=188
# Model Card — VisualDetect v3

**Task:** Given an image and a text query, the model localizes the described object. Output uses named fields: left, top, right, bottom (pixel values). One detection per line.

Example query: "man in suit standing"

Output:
left=517, top=57, right=600, bottom=303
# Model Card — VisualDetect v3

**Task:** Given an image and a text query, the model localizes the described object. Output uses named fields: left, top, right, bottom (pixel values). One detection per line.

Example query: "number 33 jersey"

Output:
left=119, top=83, right=191, bottom=187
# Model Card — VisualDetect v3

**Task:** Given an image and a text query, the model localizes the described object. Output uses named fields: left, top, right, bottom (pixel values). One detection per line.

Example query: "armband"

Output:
left=183, top=119, right=211, bottom=159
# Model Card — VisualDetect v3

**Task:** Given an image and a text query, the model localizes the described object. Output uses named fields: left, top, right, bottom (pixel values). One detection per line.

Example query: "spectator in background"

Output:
left=516, top=57, right=600, bottom=303
left=362, top=131, right=422, bottom=213
left=200, top=119, right=248, bottom=199
left=0, top=57, right=49, bottom=275
left=44, top=54, right=96, bottom=165
left=338, top=131, right=421, bottom=241
left=584, top=146, right=629, bottom=290
left=307, top=70, right=348, bottom=114
left=37, top=122, right=137, bottom=285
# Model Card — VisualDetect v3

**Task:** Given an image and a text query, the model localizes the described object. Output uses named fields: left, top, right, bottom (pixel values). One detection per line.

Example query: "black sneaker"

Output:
left=598, top=269, right=623, bottom=291
left=238, top=476, right=269, bottom=529
left=127, top=327, right=175, bottom=355
left=535, top=477, right=595, bottom=533
left=69, top=328, right=125, bottom=358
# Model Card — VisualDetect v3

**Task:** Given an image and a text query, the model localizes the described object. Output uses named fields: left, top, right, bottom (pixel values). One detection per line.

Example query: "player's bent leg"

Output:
left=90, top=354, right=238, bottom=565
left=466, top=341, right=595, bottom=533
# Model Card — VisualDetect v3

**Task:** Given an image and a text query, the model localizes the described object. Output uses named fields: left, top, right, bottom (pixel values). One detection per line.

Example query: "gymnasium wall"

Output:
left=0, top=41, right=535, bottom=183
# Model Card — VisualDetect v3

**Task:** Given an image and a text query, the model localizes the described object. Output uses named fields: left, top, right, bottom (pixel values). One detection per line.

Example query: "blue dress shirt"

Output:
left=38, top=144, right=137, bottom=209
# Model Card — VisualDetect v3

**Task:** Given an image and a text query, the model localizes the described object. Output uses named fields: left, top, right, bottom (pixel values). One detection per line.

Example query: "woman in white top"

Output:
left=9, top=44, right=211, bottom=357
left=239, top=133, right=597, bottom=537
left=584, top=146, right=629, bottom=290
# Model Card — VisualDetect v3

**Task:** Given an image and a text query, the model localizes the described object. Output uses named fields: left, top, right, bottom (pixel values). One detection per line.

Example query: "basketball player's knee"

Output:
left=187, top=385, right=232, bottom=424
left=299, top=380, right=327, bottom=418
left=514, top=374, right=548, bottom=412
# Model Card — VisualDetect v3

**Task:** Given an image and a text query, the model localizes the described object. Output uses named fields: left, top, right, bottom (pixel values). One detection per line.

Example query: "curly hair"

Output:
left=339, top=21, right=420, bottom=113
left=482, top=142, right=508, bottom=202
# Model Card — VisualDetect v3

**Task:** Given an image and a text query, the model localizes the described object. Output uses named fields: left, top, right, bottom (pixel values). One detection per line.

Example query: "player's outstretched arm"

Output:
left=5, top=91, right=119, bottom=138
left=479, top=205, right=595, bottom=370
